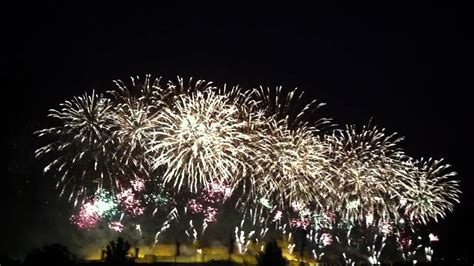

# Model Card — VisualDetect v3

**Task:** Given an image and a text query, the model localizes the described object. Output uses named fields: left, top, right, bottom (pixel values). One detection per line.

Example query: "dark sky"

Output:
left=5, top=2, right=473, bottom=261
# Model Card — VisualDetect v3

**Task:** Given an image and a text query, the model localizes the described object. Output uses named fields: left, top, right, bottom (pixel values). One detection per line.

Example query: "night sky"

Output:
left=5, top=2, right=473, bottom=261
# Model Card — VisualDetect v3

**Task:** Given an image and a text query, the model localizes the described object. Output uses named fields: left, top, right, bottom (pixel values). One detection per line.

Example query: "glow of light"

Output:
left=429, top=233, right=439, bottom=242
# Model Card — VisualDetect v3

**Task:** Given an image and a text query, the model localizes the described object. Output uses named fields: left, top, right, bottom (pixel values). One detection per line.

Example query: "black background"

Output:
left=5, top=2, right=473, bottom=262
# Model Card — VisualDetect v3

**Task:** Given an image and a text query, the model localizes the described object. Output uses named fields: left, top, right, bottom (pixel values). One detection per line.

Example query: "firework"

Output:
left=253, top=86, right=331, bottom=130
left=273, top=210, right=283, bottom=222
left=428, top=233, right=439, bottom=242
left=249, top=122, right=333, bottom=209
left=108, top=100, right=155, bottom=172
left=380, top=222, right=393, bottom=235
left=109, top=221, right=124, bottom=232
left=35, top=75, right=462, bottom=264
left=69, top=188, right=122, bottom=230
left=290, top=217, right=311, bottom=229
left=109, top=75, right=164, bottom=107
left=147, top=89, right=252, bottom=192
left=321, top=233, right=334, bottom=246
left=203, top=207, right=218, bottom=223
left=324, top=125, right=409, bottom=220
left=70, top=202, right=101, bottom=229
left=117, top=188, right=145, bottom=217
left=200, top=180, right=232, bottom=203
left=35, top=91, right=117, bottom=205
left=187, top=199, right=203, bottom=214
left=92, top=189, right=119, bottom=219
left=399, top=158, right=460, bottom=224
left=108, top=75, right=165, bottom=174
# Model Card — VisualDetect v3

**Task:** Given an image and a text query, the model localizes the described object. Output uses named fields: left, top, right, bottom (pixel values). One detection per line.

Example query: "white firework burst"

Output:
left=251, top=121, right=333, bottom=209
left=324, top=125, right=409, bottom=220
left=148, top=89, right=253, bottom=192
left=109, top=100, right=156, bottom=173
left=253, top=86, right=332, bottom=130
left=399, top=158, right=460, bottom=224
left=35, top=91, right=119, bottom=205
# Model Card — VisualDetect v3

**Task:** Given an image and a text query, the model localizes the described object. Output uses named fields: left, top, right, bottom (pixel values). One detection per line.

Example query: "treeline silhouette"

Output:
left=1, top=237, right=472, bottom=266
left=1, top=237, right=262, bottom=266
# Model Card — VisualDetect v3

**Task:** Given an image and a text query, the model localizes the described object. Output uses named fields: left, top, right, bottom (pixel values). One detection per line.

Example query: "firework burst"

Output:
left=399, top=158, right=460, bottom=224
left=253, top=86, right=331, bottom=130
left=250, top=121, right=333, bottom=209
left=35, top=91, right=119, bottom=205
left=147, top=89, right=252, bottom=192
left=109, top=100, right=155, bottom=173
left=324, top=125, right=409, bottom=220
left=109, top=75, right=164, bottom=107
left=34, top=75, right=462, bottom=264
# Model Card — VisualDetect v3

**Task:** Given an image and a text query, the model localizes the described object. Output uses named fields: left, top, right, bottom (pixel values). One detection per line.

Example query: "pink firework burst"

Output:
left=398, top=231, right=412, bottom=250
left=201, top=181, right=232, bottom=204
left=290, top=217, right=311, bottom=229
left=70, top=202, right=101, bottom=229
left=380, top=222, right=393, bottom=235
left=204, top=207, right=218, bottom=223
left=187, top=199, right=204, bottom=214
left=117, top=188, right=144, bottom=216
left=130, top=178, right=145, bottom=192
left=108, top=221, right=124, bottom=232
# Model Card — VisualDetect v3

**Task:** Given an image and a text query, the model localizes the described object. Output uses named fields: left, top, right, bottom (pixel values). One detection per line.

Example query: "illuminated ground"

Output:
left=84, top=240, right=318, bottom=265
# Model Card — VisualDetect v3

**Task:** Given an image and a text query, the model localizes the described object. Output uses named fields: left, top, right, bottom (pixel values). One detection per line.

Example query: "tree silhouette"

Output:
left=105, top=237, right=131, bottom=265
left=256, top=239, right=287, bottom=266
left=1, top=252, right=21, bottom=266
left=24, top=243, right=75, bottom=266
